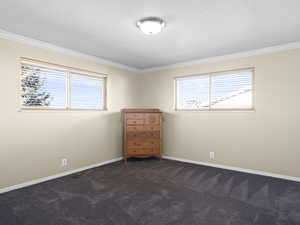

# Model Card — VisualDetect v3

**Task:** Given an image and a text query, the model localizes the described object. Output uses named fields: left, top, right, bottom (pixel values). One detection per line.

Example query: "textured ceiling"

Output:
left=1, top=0, right=300, bottom=70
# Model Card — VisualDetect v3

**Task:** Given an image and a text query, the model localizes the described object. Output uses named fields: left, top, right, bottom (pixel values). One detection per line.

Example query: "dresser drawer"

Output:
left=127, top=132, right=140, bottom=138
left=126, top=113, right=144, bottom=120
left=145, top=140, right=160, bottom=148
left=126, top=119, right=144, bottom=125
left=143, top=125, right=160, bottom=131
left=127, top=140, right=144, bottom=148
left=127, top=148, right=160, bottom=155
left=126, top=126, right=144, bottom=132
left=127, top=148, right=142, bottom=155
left=126, top=125, right=160, bottom=132
left=127, top=131, right=160, bottom=138
left=127, top=139, right=160, bottom=148
left=144, top=147, right=160, bottom=154
left=144, top=113, right=160, bottom=125
left=147, top=131, right=160, bottom=138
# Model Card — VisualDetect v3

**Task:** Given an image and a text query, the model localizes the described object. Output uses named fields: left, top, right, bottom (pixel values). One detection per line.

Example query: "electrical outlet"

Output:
left=209, top=152, right=215, bottom=160
left=61, top=158, right=68, bottom=167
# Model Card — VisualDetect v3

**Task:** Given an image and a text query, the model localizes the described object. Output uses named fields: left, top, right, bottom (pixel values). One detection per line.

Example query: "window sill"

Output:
left=19, top=107, right=108, bottom=112
left=174, top=108, right=256, bottom=112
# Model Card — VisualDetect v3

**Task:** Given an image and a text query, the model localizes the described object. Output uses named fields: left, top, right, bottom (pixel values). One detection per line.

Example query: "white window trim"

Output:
left=19, top=58, right=107, bottom=111
left=174, top=67, right=255, bottom=112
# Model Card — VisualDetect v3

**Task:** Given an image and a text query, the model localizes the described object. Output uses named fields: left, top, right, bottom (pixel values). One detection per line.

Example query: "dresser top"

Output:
left=122, top=108, right=161, bottom=113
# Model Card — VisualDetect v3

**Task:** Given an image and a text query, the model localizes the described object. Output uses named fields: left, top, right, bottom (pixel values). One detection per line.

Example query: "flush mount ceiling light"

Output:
left=136, top=17, right=166, bottom=35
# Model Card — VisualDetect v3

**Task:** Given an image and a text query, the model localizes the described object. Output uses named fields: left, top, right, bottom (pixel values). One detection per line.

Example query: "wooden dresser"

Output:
left=122, top=108, right=162, bottom=161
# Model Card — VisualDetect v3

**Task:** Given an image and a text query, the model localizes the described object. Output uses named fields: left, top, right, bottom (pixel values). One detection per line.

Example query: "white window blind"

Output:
left=21, top=64, right=67, bottom=108
left=175, top=69, right=254, bottom=110
left=21, top=59, right=107, bottom=110
left=70, top=73, right=105, bottom=110
left=176, top=75, right=210, bottom=109
left=211, top=71, right=253, bottom=109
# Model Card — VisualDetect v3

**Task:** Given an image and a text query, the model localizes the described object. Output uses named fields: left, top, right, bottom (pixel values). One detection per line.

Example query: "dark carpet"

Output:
left=1, top=158, right=300, bottom=225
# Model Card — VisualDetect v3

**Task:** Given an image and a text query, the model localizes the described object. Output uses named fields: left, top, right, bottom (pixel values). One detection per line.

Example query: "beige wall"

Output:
left=139, top=49, right=300, bottom=178
left=1, top=36, right=300, bottom=190
left=0, top=38, right=139, bottom=189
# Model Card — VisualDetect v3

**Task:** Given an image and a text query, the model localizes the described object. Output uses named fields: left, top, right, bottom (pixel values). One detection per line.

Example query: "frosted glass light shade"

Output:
left=136, top=17, right=165, bottom=35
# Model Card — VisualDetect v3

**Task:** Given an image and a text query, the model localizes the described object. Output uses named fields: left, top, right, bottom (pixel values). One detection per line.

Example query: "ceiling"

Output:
left=1, top=0, right=300, bottom=70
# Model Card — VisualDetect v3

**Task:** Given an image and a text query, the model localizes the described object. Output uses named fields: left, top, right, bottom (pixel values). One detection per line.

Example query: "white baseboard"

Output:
left=2, top=156, right=298, bottom=194
left=162, top=156, right=300, bottom=183
left=0, top=157, right=122, bottom=194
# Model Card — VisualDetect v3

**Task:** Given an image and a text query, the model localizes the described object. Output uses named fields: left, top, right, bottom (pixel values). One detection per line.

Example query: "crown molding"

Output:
left=0, top=29, right=140, bottom=72
left=1, top=29, right=300, bottom=73
left=141, top=41, right=300, bottom=73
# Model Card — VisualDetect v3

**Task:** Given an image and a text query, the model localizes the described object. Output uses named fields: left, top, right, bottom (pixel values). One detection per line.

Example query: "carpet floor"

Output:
left=1, top=158, right=300, bottom=225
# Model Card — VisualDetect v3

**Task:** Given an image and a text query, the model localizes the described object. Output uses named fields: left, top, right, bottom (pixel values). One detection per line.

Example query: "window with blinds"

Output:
left=70, top=73, right=105, bottom=110
left=21, top=59, right=107, bottom=110
left=175, top=69, right=254, bottom=110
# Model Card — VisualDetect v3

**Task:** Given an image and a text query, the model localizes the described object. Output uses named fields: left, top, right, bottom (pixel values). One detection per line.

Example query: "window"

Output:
left=70, top=73, right=105, bottom=109
left=175, top=68, right=254, bottom=110
left=21, top=59, right=107, bottom=110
